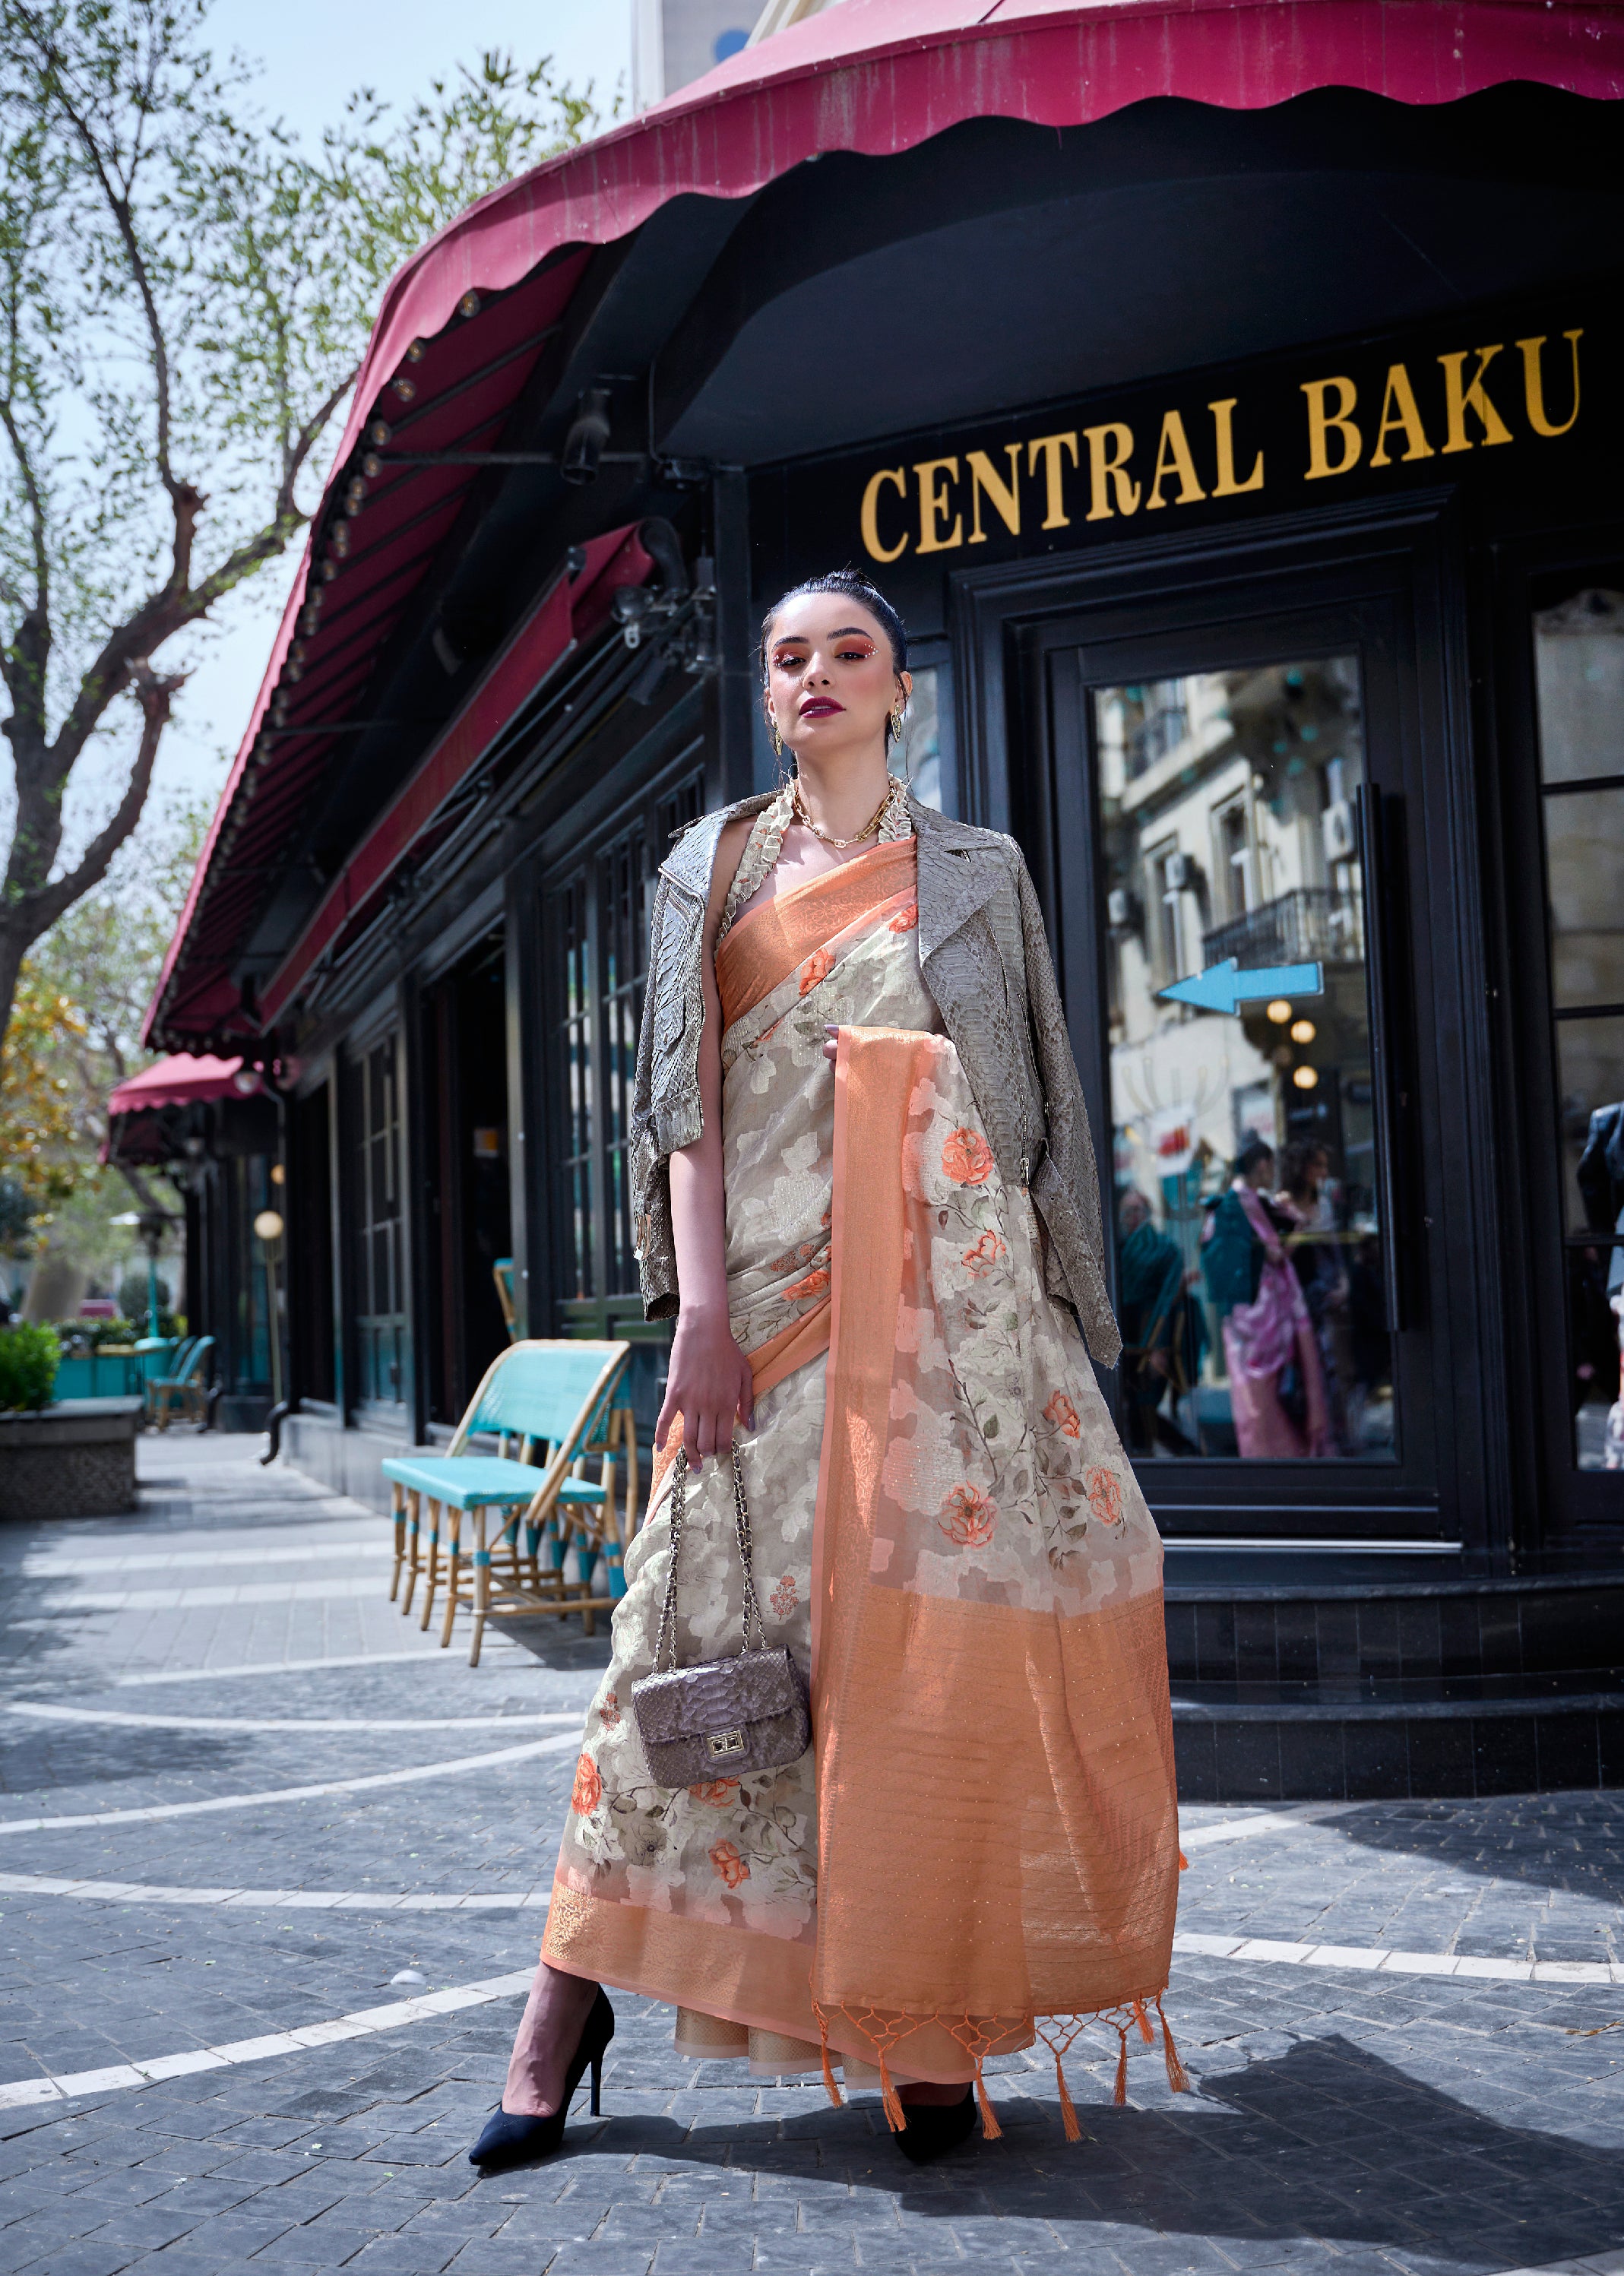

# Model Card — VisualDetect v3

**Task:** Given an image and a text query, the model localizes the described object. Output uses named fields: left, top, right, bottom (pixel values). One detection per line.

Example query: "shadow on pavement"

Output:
left=1312, top=1793, right=1624, bottom=1910
left=471, top=2031, right=1624, bottom=2269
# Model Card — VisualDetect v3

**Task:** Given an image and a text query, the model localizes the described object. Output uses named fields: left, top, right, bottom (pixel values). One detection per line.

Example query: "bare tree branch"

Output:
left=24, top=662, right=182, bottom=939
left=0, top=11, right=607, bottom=1064
left=20, top=6, right=182, bottom=502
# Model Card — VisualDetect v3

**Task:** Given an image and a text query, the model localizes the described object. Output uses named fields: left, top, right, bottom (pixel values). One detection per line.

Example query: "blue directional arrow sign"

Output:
left=1157, top=958, right=1324, bottom=1015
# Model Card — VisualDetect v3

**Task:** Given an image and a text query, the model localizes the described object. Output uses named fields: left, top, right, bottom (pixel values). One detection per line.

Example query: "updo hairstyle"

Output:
left=758, top=568, right=910, bottom=746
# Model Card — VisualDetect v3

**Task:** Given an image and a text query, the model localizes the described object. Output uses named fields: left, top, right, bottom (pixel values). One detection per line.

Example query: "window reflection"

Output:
left=902, top=665, right=943, bottom=810
left=1097, top=658, right=1395, bottom=1462
left=1534, top=587, right=1624, bottom=1472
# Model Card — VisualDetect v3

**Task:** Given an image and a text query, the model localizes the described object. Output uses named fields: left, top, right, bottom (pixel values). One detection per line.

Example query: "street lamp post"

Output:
left=109, top=1206, right=178, bottom=1337
left=254, top=1210, right=285, bottom=1410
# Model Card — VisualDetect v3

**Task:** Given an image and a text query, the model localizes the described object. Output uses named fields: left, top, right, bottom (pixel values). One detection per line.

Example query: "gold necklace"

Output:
left=791, top=776, right=897, bottom=850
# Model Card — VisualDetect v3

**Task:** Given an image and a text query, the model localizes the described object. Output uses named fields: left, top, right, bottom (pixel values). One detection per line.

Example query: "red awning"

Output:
left=147, top=0, right=1624, bottom=1046
left=257, top=522, right=653, bottom=1027
left=290, top=0, right=1624, bottom=466
left=106, top=1055, right=249, bottom=1117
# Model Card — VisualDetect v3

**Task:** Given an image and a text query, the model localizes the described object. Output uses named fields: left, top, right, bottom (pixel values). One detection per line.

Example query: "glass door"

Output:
left=1039, top=595, right=1440, bottom=1538
left=1527, top=575, right=1624, bottom=1508
left=1095, top=656, right=1393, bottom=1466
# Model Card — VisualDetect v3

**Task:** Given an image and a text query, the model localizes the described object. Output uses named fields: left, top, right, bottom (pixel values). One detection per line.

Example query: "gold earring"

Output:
left=889, top=702, right=906, bottom=743
left=769, top=716, right=784, bottom=757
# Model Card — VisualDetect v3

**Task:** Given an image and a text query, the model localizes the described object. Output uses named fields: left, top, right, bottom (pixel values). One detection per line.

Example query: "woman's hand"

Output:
left=824, top=1021, right=839, bottom=1065
left=656, top=1306, right=754, bottom=1468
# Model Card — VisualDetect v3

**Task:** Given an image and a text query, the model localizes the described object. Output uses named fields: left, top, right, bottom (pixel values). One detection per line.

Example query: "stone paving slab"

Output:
left=1, top=1440, right=1622, bottom=2274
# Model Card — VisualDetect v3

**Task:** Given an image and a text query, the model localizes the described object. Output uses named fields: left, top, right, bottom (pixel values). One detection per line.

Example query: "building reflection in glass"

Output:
left=1533, top=586, right=1624, bottom=1473
left=1095, top=657, right=1395, bottom=1461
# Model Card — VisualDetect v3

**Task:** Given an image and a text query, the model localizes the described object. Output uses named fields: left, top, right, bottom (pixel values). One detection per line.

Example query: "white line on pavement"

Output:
left=20, top=1540, right=386, bottom=1578
left=36, top=1575, right=398, bottom=1611
left=1179, top=1814, right=1300, bottom=1848
left=1, top=1942, right=1619, bottom=2121
left=0, top=1967, right=540, bottom=2111
left=0, top=1870, right=554, bottom=1911
left=114, top=1647, right=524, bottom=1685
left=1171, top=1930, right=1623, bottom=1983
left=8, top=1703, right=580, bottom=1733
left=0, top=1732, right=584, bottom=1833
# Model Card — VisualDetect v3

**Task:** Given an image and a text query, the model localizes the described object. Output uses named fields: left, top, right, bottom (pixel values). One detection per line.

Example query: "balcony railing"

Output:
left=1202, top=885, right=1363, bottom=970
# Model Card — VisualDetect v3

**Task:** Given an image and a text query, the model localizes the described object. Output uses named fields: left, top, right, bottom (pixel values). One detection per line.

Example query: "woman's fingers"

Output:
left=658, top=1337, right=755, bottom=1472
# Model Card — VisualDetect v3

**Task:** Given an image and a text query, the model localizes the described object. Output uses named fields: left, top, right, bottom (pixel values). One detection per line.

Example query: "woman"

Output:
left=1202, top=1140, right=1333, bottom=1459
left=471, top=571, right=1182, bottom=2170
left=1274, top=1141, right=1350, bottom=1455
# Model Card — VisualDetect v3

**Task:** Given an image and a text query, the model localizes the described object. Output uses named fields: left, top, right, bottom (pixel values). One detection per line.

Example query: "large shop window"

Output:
left=1532, top=587, right=1624, bottom=1474
left=546, top=766, right=705, bottom=1318
left=1097, top=658, right=1394, bottom=1465
left=351, top=1035, right=407, bottom=1412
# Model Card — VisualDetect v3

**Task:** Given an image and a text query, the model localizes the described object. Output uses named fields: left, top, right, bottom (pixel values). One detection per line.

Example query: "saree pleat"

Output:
left=543, top=835, right=1181, bottom=2115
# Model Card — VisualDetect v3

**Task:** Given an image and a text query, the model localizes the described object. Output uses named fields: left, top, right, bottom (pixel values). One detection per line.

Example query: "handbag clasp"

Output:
left=707, top=1729, right=746, bottom=1757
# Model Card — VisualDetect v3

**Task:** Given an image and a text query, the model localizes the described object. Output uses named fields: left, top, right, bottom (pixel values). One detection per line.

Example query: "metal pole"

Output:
left=264, top=1243, right=283, bottom=1409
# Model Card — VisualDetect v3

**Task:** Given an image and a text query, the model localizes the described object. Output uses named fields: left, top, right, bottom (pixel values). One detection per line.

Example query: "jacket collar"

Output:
left=657, top=791, right=776, bottom=898
left=909, top=793, right=1005, bottom=963
left=657, top=784, right=1003, bottom=956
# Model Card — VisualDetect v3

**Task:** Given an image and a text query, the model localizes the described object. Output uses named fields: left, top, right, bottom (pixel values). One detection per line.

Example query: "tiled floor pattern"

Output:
left=0, top=1436, right=1621, bottom=2274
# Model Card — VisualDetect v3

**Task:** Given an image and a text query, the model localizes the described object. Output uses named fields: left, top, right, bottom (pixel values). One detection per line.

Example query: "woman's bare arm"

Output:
left=654, top=819, right=755, bottom=1467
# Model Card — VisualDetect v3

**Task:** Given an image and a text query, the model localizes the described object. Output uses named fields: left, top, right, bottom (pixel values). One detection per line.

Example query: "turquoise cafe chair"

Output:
left=381, top=1339, right=635, bottom=1665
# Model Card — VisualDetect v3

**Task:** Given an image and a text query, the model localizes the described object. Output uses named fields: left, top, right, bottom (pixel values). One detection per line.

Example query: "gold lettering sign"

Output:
left=853, top=328, right=1584, bottom=558
left=1518, top=331, right=1582, bottom=437
left=859, top=467, right=908, bottom=562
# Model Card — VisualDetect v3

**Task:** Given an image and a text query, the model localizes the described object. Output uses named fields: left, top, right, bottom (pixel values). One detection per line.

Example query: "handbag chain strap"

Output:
left=651, top=1440, right=765, bottom=1675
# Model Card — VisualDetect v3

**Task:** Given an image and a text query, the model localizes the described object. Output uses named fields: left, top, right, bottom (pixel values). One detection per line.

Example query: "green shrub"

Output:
left=117, top=1270, right=171, bottom=1324
left=0, top=1324, right=61, bottom=1412
left=53, top=1317, right=141, bottom=1356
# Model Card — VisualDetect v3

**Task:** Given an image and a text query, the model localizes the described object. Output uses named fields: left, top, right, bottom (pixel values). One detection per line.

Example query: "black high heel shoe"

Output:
left=468, top=1986, right=615, bottom=2170
left=891, top=2084, right=978, bottom=2165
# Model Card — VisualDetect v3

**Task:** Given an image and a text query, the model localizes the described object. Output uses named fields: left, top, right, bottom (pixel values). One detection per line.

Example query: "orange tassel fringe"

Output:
left=973, top=2058, right=1003, bottom=2141
left=1053, top=2051, right=1083, bottom=2143
left=878, top=2051, right=907, bottom=2134
left=815, top=2009, right=844, bottom=2110
left=1157, top=1998, right=1191, bottom=2093
left=1113, top=2025, right=1129, bottom=2107
left=1132, top=1997, right=1154, bottom=2043
left=1178, top=1847, right=1190, bottom=1869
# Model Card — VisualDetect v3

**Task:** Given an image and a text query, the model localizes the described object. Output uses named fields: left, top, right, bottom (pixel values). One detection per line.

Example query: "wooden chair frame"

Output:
left=385, top=1341, right=638, bottom=1664
left=149, top=1336, right=214, bottom=1431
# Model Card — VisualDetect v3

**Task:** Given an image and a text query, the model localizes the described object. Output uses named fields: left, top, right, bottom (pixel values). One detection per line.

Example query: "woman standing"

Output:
left=471, top=571, right=1182, bottom=2169
left=1203, top=1141, right=1333, bottom=1459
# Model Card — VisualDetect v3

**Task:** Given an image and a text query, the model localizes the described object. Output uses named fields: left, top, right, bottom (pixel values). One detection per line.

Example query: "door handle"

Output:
left=1356, top=781, right=1404, bottom=1335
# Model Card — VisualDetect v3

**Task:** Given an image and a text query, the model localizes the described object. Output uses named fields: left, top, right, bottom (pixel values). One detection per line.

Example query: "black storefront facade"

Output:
left=147, top=1, right=1624, bottom=1795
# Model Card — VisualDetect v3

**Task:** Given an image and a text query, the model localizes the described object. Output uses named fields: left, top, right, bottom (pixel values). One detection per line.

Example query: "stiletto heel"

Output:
left=468, top=1986, right=615, bottom=2170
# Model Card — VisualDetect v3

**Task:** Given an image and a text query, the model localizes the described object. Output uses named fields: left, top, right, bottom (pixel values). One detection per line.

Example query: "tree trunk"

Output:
left=0, top=920, right=28, bottom=1065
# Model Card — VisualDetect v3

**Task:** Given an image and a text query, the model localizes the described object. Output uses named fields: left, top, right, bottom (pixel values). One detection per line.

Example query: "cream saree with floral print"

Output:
left=543, top=833, right=1182, bottom=2134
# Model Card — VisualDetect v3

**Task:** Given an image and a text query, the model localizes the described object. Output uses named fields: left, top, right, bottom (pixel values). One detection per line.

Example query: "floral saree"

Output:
left=543, top=831, right=1183, bottom=2131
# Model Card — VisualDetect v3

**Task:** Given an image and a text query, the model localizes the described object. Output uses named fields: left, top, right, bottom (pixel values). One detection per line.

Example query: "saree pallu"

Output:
left=543, top=838, right=1183, bottom=2129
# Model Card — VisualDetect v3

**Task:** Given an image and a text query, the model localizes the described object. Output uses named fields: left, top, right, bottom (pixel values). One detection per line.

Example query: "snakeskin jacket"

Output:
left=629, top=790, right=1122, bottom=1366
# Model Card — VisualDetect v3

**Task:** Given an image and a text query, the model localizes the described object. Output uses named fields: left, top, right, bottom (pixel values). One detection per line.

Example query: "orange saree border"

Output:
left=717, top=838, right=916, bottom=1028
left=810, top=1027, right=1186, bottom=2135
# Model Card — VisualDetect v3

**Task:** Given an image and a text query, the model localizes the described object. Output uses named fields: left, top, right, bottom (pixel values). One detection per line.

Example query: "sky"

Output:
left=149, top=0, right=634, bottom=828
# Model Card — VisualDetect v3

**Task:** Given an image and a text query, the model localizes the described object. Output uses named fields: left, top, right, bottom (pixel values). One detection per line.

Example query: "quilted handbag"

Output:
left=632, top=1443, right=811, bottom=1787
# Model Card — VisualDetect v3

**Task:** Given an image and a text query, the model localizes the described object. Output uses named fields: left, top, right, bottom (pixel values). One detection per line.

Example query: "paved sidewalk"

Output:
left=1, top=1437, right=1622, bottom=2276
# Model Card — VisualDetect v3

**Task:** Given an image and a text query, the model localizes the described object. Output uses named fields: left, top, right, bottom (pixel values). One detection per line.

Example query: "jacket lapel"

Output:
left=910, top=796, right=1005, bottom=964
left=658, top=791, right=775, bottom=900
